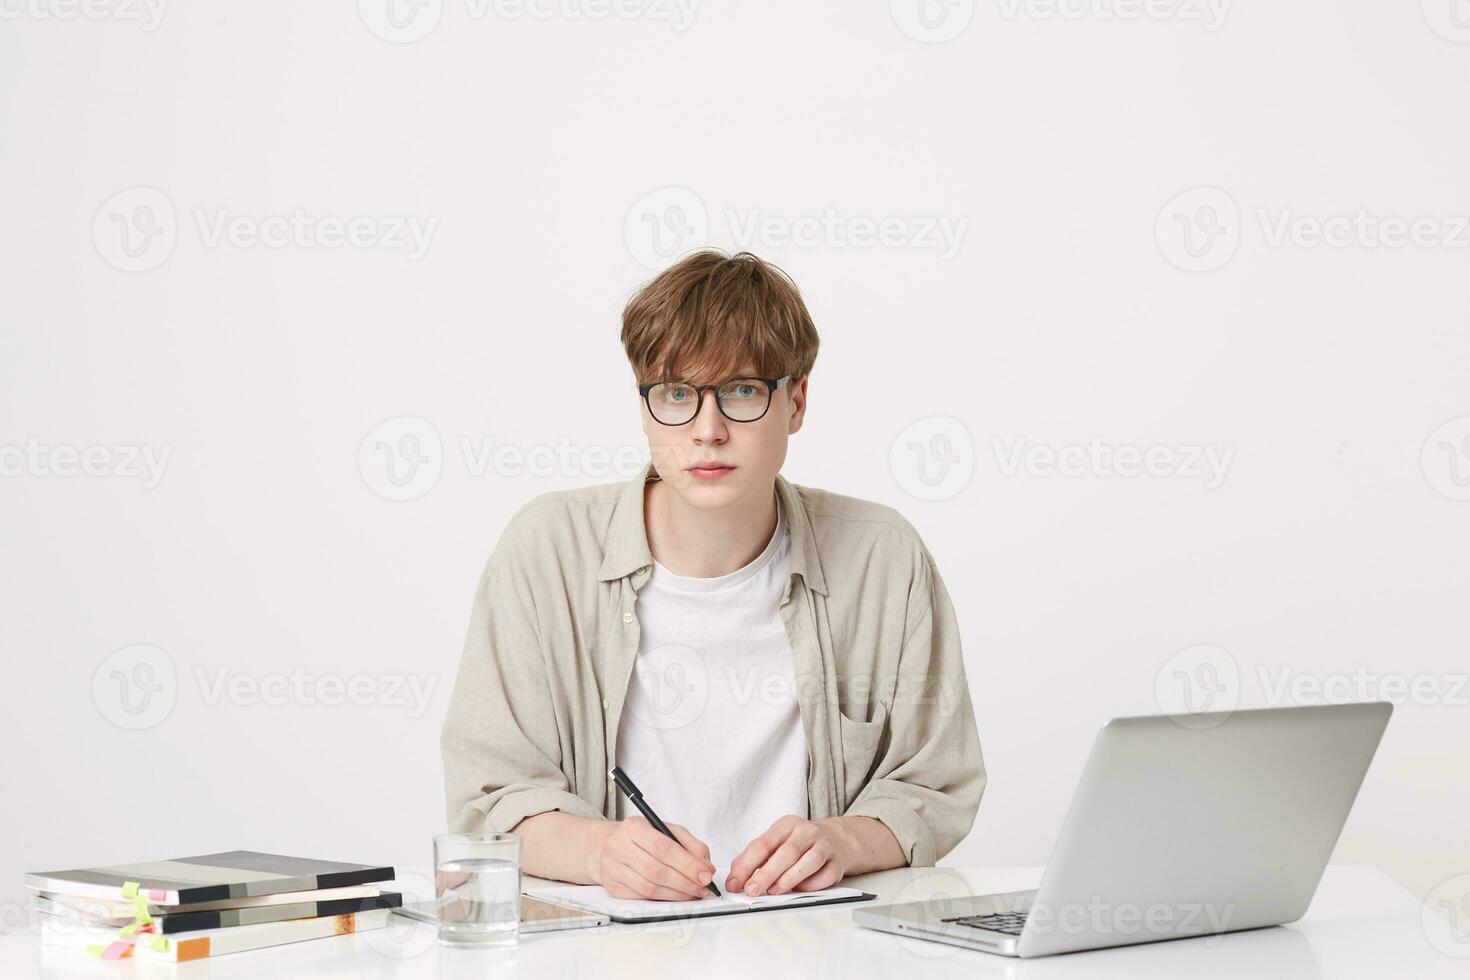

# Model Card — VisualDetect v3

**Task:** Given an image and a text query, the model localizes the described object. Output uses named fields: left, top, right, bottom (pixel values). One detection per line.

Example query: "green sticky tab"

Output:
left=121, top=881, right=140, bottom=898
left=86, top=944, right=105, bottom=957
left=149, top=936, right=169, bottom=952
left=119, top=923, right=139, bottom=937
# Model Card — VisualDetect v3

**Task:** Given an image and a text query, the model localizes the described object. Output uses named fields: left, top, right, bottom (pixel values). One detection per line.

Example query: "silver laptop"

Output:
left=854, top=701, right=1392, bottom=957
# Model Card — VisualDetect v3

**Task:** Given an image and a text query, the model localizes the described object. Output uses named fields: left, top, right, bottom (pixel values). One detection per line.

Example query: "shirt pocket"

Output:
left=836, top=700, right=889, bottom=810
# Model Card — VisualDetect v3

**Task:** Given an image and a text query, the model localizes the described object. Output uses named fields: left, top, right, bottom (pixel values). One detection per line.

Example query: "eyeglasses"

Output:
left=639, top=375, right=792, bottom=426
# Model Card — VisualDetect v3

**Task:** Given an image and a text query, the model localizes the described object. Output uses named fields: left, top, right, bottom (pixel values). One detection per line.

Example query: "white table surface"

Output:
left=3, top=865, right=1463, bottom=978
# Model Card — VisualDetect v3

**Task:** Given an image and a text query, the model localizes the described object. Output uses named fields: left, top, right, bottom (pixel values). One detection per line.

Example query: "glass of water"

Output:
left=434, top=832, right=521, bottom=948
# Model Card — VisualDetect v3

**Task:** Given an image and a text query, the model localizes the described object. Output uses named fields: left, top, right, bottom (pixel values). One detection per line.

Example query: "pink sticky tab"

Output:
left=147, top=889, right=167, bottom=901
left=101, top=941, right=133, bottom=960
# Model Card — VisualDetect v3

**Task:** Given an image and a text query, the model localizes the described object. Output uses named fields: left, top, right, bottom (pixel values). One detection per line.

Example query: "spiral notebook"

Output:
left=524, top=867, right=875, bottom=923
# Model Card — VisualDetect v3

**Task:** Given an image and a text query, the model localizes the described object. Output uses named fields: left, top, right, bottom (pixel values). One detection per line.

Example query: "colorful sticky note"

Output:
left=101, top=941, right=133, bottom=960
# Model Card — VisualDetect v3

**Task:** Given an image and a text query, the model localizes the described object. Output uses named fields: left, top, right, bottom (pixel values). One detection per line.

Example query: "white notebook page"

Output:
left=524, top=867, right=864, bottom=919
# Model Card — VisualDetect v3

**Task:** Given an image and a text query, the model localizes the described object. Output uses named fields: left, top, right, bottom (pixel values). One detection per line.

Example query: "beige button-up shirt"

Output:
left=441, top=461, right=985, bottom=867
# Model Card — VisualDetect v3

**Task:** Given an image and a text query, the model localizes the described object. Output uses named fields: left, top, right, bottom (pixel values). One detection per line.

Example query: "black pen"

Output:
left=609, top=766, right=721, bottom=897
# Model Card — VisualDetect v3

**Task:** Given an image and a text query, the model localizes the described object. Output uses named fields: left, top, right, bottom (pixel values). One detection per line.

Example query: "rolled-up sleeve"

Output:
left=844, top=544, right=985, bottom=867
left=440, top=520, right=603, bottom=834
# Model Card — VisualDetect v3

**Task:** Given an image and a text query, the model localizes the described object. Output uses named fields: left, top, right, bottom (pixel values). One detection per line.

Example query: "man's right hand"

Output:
left=594, top=816, right=716, bottom=901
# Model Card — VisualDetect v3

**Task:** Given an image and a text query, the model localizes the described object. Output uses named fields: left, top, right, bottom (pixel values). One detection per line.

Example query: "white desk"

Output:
left=2, top=866, right=1463, bottom=978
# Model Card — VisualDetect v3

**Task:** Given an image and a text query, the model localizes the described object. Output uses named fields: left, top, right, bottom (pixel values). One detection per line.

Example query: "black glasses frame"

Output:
left=638, top=374, right=792, bottom=426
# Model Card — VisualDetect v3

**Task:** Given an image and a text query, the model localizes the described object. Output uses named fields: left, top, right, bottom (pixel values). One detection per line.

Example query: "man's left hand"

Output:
left=726, top=815, right=851, bottom=896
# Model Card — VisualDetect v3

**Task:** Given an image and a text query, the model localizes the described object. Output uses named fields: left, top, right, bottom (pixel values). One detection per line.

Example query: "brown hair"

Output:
left=620, top=250, right=820, bottom=385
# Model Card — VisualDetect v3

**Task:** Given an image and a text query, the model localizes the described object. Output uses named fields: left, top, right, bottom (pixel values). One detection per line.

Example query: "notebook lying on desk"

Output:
left=524, top=867, right=875, bottom=923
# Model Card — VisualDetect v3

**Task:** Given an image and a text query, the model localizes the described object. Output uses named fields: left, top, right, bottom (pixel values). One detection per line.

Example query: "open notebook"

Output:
left=524, top=867, right=874, bottom=923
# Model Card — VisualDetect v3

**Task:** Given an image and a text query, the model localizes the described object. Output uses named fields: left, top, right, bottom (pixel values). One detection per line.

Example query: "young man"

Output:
left=441, top=250, right=984, bottom=901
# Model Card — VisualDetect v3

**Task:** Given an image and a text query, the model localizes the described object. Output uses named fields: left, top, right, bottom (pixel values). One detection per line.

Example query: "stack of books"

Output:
left=26, top=850, right=401, bottom=962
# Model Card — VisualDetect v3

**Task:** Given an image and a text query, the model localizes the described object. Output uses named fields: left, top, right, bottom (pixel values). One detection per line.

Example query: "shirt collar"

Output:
left=597, top=459, right=828, bottom=596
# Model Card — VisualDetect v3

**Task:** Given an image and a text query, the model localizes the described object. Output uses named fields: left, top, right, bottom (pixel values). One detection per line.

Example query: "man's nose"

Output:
left=690, top=390, right=727, bottom=441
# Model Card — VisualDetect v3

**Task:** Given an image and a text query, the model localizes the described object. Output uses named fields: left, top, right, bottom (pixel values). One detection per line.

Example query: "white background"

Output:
left=3, top=0, right=1468, bottom=931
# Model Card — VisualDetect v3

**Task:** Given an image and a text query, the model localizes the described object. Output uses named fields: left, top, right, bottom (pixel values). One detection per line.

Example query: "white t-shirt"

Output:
left=614, top=496, right=809, bottom=866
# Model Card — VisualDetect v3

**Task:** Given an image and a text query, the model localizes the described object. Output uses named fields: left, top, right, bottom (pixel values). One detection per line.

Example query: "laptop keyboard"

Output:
left=941, top=911, right=1028, bottom=936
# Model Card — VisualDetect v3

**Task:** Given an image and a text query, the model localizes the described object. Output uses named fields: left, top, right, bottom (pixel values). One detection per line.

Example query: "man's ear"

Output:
left=787, top=375, right=808, bottom=435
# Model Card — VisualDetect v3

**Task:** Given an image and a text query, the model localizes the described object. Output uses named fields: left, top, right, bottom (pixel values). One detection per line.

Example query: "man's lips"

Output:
left=688, top=463, right=734, bottom=471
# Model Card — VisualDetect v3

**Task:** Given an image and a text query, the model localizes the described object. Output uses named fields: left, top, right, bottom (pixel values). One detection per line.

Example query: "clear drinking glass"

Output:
left=434, top=832, right=521, bottom=948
